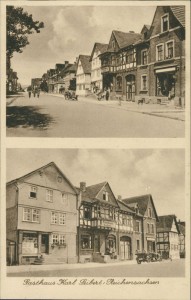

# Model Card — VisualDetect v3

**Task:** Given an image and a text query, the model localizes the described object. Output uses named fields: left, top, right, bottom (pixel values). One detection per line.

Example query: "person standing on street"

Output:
left=27, top=86, right=32, bottom=98
left=37, top=88, right=40, bottom=98
left=33, top=88, right=36, bottom=97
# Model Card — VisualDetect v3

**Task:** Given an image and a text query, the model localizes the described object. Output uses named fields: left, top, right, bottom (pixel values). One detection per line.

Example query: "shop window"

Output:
left=166, top=41, right=174, bottom=59
left=81, top=234, right=92, bottom=249
left=135, top=221, right=140, bottom=232
left=156, top=44, right=164, bottom=61
left=84, top=206, right=91, bottom=219
left=46, top=189, right=53, bottom=202
left=141, top=75, right=147, bottom=90
left=116, top=76, right=122, bottom=91
left=23, top=208, right=40, bottom=223
left=161, top=14, right=169, bottom=32
left=103, top=191, right=109, bottom=201
left=29, top=186, right=37, bottom=198
left=141, top=49, right=148, bottom=65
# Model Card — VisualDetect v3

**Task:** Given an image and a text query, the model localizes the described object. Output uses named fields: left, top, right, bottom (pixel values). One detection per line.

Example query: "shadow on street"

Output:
left=6, top=106, right=54, bottom=129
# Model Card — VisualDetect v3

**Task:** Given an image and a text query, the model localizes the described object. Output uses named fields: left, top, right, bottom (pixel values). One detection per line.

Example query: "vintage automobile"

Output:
left=135, top=252, right=162, bottom=264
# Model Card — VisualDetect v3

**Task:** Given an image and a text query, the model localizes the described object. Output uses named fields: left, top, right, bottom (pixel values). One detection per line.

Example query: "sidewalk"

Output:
left=6, top=92, right=25, bottom=106
left=7, top=259, right=137, bottom=274
left=47, top=93, right=185, bottom=122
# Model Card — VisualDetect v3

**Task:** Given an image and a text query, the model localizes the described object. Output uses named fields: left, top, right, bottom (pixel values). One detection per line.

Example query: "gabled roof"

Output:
left=122, top=194, right=159, bottom=221
left=78, top=55, right=91, bottom=73
left=112, top=30, right=142, bottom=49
left=80, top=181, right=119, bottom=208
left=157, top=215, right=180, bottom=233
left=170, top=6, right=185, bottom=28
left=89, top=42, right=108, bottom=61
left=117, top=199, right=135, bottom=214
left=7, top=162, right=78, bottom=194
left=178, top=223, right=185, bottom=235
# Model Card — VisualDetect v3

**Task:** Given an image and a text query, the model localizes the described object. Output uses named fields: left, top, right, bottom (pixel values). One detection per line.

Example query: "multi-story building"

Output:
left=31, top=78, right=42, bottom=91
left=76, top=55, right=91, bottom=96
left=89, top=43, right=108, bottom=93
left=77, top=181, right=137, bottom=263
left=99, top=6, right=185, bottom=106
left=177, top=221, right=185, bottom=258
left=156, top=214, right=180, bottom=259
left=60, top=63, right=77, bottom=91
left=122, top=194, right=159, bottom=253
left=6, top=162, right=78, bottom=265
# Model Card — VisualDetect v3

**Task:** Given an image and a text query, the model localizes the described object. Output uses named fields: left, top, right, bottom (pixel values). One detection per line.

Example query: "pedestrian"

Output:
left=37, top=89, right=40, bottom=98
left=27, top=86, right=32, bottom=98
left=33, top=89, right=36, bottom=97
left=106, top=88, right=110, bottom=101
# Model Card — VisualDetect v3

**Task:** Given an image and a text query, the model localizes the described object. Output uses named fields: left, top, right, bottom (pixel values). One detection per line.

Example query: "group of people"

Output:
left=27, top=86, right=40, bottom=99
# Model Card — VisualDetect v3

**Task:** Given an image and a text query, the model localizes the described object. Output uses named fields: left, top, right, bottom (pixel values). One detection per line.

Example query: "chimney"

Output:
left=80, top=182, right=86, bottom=192
left=117, top=195, right=122, bottom=201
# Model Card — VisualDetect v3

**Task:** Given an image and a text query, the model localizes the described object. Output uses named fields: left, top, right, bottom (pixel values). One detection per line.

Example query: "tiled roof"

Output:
left=117, top=200, right=135, bottom=213
left=170, top=6, right=185, bottom=28
left=113, top=30, right=142, bottom=49
left=90, top=43, right=109, bottom=61
left=123, top=194, right=150, bottom=215
left=157, top=215, right=180, bottom=233
left=82, top=182, right=107, bottom=200
left=178, top=223, right=185, bottom=235
left=79, top=55, right=91, bottom=73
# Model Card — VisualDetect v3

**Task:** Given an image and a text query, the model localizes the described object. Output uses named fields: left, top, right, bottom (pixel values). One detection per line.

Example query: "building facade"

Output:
left=76, top=55, right=91, bottom=96
left=156, top=215, right=180, bottom=259
left=99, top=6, right=185, bottom=106
left=6, top=162, right=78, bottom=265
left=90, top=43, right=108, bottom=93
left=123, top=194, right=159, bottom=253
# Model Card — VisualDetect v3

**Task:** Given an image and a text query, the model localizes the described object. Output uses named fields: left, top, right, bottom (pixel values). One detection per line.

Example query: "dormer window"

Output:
left=30, top=186, right=37, bottom=199
left=161, top=14, right=169, bottom=32
left=103, top=191, right=109, bottom=201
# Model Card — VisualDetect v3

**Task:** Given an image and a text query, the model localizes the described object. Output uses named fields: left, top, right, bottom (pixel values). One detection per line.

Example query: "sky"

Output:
left=6, top=149, right=185, bottom=220
left=10, top=5, right=156, bottom=86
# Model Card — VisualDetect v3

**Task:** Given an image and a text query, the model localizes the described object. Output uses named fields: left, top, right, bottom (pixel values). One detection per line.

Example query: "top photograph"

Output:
left=6, top=4, right=186, bottom=138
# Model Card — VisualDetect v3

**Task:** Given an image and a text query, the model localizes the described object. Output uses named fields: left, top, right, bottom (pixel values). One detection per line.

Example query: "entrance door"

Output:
left=41, top=234, right=49, bottom=253
left=126, top=75, right=135, bottom=101
left=120, top=236, right=131, bottom=260
left=94, top=235, right=100, bottom=252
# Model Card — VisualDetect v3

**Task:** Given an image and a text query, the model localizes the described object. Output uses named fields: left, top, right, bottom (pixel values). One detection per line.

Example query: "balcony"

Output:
left=101, top=65, right=116, bottom=74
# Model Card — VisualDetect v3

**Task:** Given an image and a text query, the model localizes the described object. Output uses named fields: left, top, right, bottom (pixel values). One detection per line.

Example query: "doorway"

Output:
left=41, top=234, right=49, bottom=253
left=126, top=74, right=135, bottom=101
left=120, top=236, right=131, bottom=260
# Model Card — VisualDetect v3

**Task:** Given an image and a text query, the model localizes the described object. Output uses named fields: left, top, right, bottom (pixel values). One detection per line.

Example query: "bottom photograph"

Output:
left=6, top=148, right=185, bottom=277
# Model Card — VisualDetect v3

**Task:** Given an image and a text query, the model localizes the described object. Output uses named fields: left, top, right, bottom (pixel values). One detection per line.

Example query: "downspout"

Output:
left=77, top=192, right=82, bottom=263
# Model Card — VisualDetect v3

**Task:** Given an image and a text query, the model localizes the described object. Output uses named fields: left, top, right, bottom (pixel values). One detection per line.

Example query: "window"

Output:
left=166, top=41, right=174, bottom=59
left=141, top=75, right=147, bottom=90
left=111, top=56, right=115, bottom=66
left=84, top=206, right=91, bottom=219
left=151, top=224, right=154, bottom=234
left=103, top=191, right=109, bottom=201
left=148, top=208, right=152, bottom=218
left=161, top=14, right=169, bottom=32
left=135, top=221, right=140, bottom=232
left=147, top=223, right=150, bottom=233
left=112, top=40, right=115, bottom=49
left=46, top=189, right=53, bottom=202
left=51, top=212, right=66, bottom=225
left=81, top=234, right=92, bottom=249
left=52, top=234, right=58, bottom=244
left=156, top=44, right=164, bottom=61
left=23, top=208, right=40, bottom=223
left=141, top=50, right=148, bottom=65
left=59, top=213, right=66, bottom=225
left=51, top=212, right=58, bottom=224
left=30, top=186, right=37, bottom=198
left=137, top=240, right=140, bottom=251
left=59, top=235, right=65, bottom=245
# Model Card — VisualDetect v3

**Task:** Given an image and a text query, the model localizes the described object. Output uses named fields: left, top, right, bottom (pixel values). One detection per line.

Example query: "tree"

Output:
left=6, top=6, right=44, bottom=58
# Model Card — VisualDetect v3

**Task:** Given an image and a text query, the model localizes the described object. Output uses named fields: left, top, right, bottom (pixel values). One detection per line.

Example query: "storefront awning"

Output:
left=155, top=67, right=176, bottom=74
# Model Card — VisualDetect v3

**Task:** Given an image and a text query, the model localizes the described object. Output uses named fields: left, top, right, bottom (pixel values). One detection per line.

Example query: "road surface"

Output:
left=7, top=259, right=185, bottom=277
left=6, top=93, right=184, bottom=138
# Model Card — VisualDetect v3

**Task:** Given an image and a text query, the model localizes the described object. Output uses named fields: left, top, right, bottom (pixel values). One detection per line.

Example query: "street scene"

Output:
left=6, top=5, right=186, bottom=138
left=6, top=149, right=185, bottom=276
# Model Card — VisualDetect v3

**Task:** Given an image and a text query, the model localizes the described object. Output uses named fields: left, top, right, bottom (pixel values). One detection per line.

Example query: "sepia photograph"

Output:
left=5, top=4, right=186, bottom=138
left=6, top=148, right=185, bottom=278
